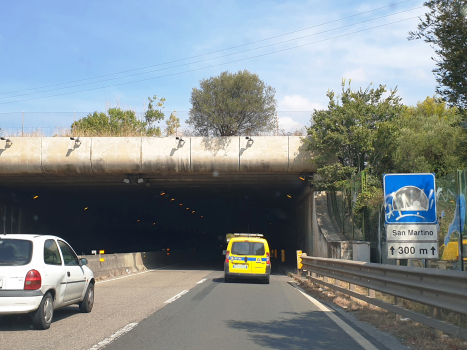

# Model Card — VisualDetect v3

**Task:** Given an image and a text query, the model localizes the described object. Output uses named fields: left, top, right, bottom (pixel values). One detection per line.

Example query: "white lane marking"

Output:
left=196, top=278, right=207, bottom=284
left=164, top=290, right=188, bottom=304
left=96, top=263, right=186, bottom=284
left=88, top=322, right=138, bottom=350
left=292, top=283, right=379, bottom=350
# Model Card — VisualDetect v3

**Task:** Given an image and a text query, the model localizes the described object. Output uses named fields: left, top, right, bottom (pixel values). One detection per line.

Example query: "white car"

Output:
left=0, top=234, right=95, bottom=329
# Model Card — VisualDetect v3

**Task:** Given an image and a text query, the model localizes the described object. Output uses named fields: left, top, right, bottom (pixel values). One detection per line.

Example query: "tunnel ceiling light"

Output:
left=192, top=211, right=195, bottom=214
left=179, top=203, right=183, bottom=206
left=200, top=216, right=204, bottom=218
left=171, top=198, right=175, bottom=201
left=153, top=223, right=156, bottom=225
left=84, top=207, right=88, bottom=210
left=137, top=219, right=140, bottom=222
left=160, top=191, right=166, bottom=196
left=33, top=195, right=39, bottom=199
left=287, top=195, right=292, bottom=198
left=186, top=207, right=189, bottom=210
left=299, top=176, right=305, bottom=181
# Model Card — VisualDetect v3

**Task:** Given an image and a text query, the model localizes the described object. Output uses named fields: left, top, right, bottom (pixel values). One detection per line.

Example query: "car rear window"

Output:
left=0, top=239, right=33, bottom=266
left=231, top=242, right=265, bottom=256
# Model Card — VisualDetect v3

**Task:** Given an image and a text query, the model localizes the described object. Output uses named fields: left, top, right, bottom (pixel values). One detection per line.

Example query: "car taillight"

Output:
left=24, top=270, right=41, bottom=290
left=225, top=250, right=230, bottom=263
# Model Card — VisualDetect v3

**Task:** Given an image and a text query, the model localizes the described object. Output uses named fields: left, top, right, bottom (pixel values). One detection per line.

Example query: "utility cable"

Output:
left=0, top=0, right=418, bottom=96
left=0, top=16, right=419, bottom=105
left=0, top=6, right=424, bottom=101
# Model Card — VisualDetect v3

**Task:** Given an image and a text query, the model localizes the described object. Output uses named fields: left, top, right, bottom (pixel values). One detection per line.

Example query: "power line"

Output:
left=0, top=6, right=424, bottom=101
left=0, top=0, right=418, bottom=97
left=0, top=16, right=420, bottom=106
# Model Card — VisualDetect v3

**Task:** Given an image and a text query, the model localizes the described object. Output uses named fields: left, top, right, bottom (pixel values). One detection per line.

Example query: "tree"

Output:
left=392, top=96, right=465, bottom=175
left=188, top=70, right=277, bottom=136
left=408, top=0, right=467, bottom=113
left=165, top=112, right=180, bottom=136
left=145, top=95, right=166, bottom=131
left=71, top=96, right=166, bottom=136
left=306, top=80, right=405, bottom=191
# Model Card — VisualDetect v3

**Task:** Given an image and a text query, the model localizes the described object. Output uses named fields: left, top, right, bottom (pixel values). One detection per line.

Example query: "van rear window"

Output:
left=231, top=242, right=265, bottom=256
left=0, top=239, right=33, bottom=266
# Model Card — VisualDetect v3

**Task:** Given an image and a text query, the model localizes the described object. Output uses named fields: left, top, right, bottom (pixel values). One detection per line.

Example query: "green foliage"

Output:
left=72, top=107, right=161, bottom=137
left=188, top=70, right=277, bottom=136
left=165, top=112, right=181, bottom=137
left=409, top=0, right=467, bottom=112
left=306, top=80, right=405, bottom=191
left=145, top=95, right=166, bottom=127
left=392, top=96, right=464, bottom=175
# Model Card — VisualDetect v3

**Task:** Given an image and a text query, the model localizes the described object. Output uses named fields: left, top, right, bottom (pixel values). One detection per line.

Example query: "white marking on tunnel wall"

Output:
left=292, top=283, right=378, bottom=350
left=196, top=278, right=207, bottom=284
left=88, top=322, right=138, bottom=350
left=165, top=290, right=188, bottom=303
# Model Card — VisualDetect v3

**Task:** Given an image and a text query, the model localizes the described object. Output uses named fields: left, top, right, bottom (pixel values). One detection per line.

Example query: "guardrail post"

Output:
left=368, top=289, right=375, bottom=298
left=312, top=272, right=317, bottom=278
left=430, top=306, right=443, bottom=337
left=334, top=278, right=340, bottom=287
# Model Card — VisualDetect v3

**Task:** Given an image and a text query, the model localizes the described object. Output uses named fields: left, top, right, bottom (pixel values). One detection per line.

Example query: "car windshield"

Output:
left=0, top=239, right=33, bottom=266
left=231, top=242, right=265, bottom=256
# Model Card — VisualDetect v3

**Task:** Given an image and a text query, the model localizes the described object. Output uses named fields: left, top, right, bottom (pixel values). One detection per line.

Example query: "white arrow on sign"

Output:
left=388, top=242, right=438, bottom=259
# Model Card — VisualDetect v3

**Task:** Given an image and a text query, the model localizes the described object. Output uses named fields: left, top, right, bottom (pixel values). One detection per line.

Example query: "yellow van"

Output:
left=223, top=233, right=270, bottom=284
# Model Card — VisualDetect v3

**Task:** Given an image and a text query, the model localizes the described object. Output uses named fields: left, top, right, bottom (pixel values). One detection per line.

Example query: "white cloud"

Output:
left=278, top=116, right=306, bottom=133
left=279, top=95, right=325, bottom=111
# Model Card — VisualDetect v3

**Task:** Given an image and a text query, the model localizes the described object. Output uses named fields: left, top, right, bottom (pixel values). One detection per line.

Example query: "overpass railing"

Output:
left=301, top=255, right=467, bottom=340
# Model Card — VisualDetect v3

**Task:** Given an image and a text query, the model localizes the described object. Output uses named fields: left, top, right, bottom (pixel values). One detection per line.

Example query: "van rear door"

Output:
left=229, top=241, right=252, bottom=274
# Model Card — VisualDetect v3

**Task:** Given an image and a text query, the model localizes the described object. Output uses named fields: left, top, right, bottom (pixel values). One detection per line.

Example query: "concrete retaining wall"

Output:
left=80, top=250, right=188, bottom=280
left=0, top=136, right=315, bottom=174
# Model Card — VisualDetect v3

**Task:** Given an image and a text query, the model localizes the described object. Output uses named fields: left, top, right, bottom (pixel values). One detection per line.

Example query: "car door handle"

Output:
left=67, top=272, right=70, bottom=277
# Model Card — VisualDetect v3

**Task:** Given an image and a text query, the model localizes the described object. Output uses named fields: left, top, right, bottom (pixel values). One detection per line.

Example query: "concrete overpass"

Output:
left=0, top=136, right=319, bottom=261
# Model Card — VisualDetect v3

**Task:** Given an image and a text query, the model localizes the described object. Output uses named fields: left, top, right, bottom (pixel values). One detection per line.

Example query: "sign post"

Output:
left=384, top=174, right=438, bottom=260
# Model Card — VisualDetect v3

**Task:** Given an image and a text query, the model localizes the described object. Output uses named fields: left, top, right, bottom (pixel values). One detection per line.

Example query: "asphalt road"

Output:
left=0, top=262, right=405, bottom=350
left=104, top=269, right=402, bottom=350
left=0, top=263, right=213, bottom=350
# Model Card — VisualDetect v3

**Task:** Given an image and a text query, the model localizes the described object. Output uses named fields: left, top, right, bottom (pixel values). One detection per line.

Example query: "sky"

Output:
left=0, top=0, right=437, bottom=133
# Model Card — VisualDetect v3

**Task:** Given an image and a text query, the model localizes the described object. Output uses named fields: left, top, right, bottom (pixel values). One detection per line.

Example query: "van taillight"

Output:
left=266, top=252, right=270, bottom=257
left=266, top=252, right=270, bottom=265
left=225, top=250, right=230, bottom=263
left=24, top=270, right=41, bottom=290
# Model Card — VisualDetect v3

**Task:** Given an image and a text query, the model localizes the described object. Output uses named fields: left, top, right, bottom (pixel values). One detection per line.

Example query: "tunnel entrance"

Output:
left=0, top=173, right=311, bottom=263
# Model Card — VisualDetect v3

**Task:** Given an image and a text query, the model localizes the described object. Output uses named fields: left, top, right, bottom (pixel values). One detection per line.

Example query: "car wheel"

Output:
left=262, top=275, right=270, bottom=284
left=79, top=283, right=94, bottom=313
left=32, top=292, right=54, bottom=330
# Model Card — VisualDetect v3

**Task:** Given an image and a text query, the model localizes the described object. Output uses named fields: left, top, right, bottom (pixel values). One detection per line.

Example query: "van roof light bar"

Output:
left=233, top=233, right=263, bottom=237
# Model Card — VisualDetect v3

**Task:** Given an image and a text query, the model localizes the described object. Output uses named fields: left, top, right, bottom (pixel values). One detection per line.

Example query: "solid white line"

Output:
left=292, top=283, right=378, bottom=350
left=164, top=290, right=188, bottom=304
left=88, top=322, right=138, bottom=350
left=96, top=263, right=186, bottom=284
left=196, top=278, right=207, bottom=284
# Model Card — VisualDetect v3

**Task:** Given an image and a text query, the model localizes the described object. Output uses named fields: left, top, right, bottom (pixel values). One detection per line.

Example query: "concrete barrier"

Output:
left=0, top=137, right=42, bottom=174
left=0, top=136, right=315, bottom=174
left=80, top=250, right=188, bottom=280
left=42, top=137, right=92, bottom=174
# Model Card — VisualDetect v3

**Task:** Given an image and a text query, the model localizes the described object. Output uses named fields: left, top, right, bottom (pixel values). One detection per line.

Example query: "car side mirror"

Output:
left=80, top=258, right=88, bottom=266
left=222, top=250, right=226, bottom=256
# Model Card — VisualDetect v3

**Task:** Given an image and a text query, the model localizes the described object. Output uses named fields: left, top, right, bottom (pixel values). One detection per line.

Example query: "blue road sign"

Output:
left=383, top=174, right=437, bottom=224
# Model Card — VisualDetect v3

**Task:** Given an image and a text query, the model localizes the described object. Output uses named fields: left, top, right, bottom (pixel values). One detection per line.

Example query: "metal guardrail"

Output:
left=301, top=255, right=467, bottom=340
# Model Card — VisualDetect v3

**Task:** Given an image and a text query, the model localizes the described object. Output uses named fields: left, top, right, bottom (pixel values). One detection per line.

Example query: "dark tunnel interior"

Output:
left=0, top=174, right=311, bottom=263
